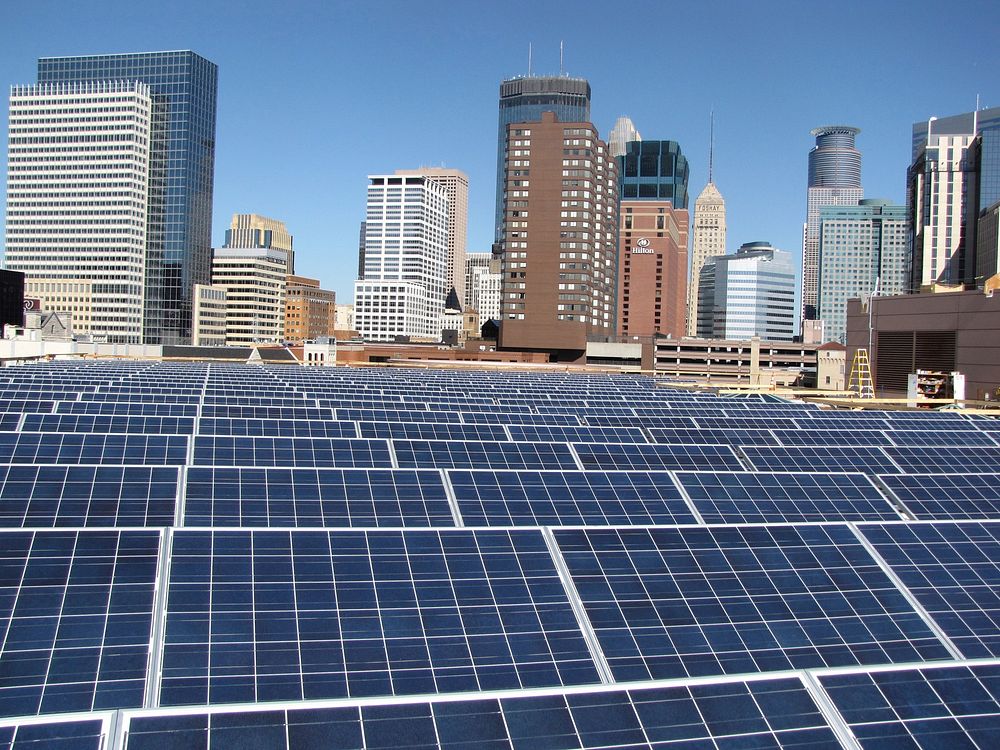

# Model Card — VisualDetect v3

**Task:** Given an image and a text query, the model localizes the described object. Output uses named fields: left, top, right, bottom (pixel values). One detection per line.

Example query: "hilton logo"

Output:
left=631, top=238, right=653, bottom=254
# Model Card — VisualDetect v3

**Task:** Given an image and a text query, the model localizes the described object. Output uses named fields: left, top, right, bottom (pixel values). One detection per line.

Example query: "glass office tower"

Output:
left=494, top=76, right=590, bottom=240
left=38, top=51, right=218, bottom=344
left=617, top=140, right=689, bottom=209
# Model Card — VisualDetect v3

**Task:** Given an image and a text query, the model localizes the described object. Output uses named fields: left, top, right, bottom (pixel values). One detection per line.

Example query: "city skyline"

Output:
left=1, top=0, right=998, bottom=305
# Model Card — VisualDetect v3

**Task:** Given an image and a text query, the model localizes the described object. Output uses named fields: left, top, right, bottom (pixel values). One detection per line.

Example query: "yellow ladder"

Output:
left=849, top=348, right=875, bottom=399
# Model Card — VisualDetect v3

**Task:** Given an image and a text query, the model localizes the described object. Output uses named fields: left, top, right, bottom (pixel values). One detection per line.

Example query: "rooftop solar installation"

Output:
left=860, top=521, right=1000, bottom=659
left=770, top=429, right=894, bottom=446
left=448, top=470, right=696, bottom=526
left=0, top=530, right=160, bottom=717
left=878, top=473, right=1000, bottom=520
left=676, top=471, right=904, bottom=524
left=159, top=529, right=601, bottom=706
left=820, top=662, right=1000, bottom=749
left=0, top=465, right=178, bottom=527
left=392, top=439, right=579, bottom=470
left=199, top=405, right=334, bottom=421
left=196, top=418, right=359, bottom=438
left=884, top=446, right=1000, bottom=474
left=886, top=428, right=999, bottom=447
left=740, top=445, right=902, bottom=474
left=0, top=433, right=189, bottom=466
left=183, top=468, right=455, bottom=527
left=506, top=424, right=649, bottom=444
left=647, top=427, right=781, bottom=446
left=55, top=402, right=198, bottom=417
left=554, top=524, right=952, bottom=682
left=572, top=442, right=744, bottom=471
left=22, top=415, right=196, bottom=435
left=357, top=421, right=510, bottom=442
left=191, top=437, right=393, bottom=468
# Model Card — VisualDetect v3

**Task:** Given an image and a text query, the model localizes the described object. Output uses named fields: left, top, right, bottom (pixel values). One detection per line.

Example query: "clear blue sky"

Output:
left=2, top=0, right=998, bottom=303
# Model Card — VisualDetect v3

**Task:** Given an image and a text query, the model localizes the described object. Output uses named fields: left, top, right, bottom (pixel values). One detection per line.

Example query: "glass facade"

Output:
left=494, top=76, right=590, bottom=240
left=617, top=140, right=689, bottom=209
left=38, top=51, right=218, bottom=344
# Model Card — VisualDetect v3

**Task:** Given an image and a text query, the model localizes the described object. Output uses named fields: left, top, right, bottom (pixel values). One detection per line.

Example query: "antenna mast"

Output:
left=528, top=43, right=532, bottom=76
left=708, top=109, right=715, bottom=184
left=559, top=41, right=564, bottom=75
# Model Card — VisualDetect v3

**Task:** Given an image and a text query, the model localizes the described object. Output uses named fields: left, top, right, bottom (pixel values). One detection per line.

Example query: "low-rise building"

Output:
left=285, top=275, right=336, bottom=344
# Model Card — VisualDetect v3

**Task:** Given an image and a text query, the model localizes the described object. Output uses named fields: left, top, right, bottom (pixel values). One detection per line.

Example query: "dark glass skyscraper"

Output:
left=38, top=51, right=218, bottom=344
left=617, top=140, right=689, bottom=209
left=494, top=76, right=590, bottom=240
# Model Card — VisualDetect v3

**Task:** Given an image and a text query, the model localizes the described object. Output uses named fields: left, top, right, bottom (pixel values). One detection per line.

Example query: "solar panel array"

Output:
left=0, top=360, right=998, bottom=748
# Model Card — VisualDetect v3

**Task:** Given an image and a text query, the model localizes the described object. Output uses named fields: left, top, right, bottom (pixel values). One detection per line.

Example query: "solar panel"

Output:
left=159, top=529, right=601, bottom=705
left=55, top=402, right=198, bottom=417
left=0, top=530, right=160, bottom=717
left=200, top=405, right=333, bottom=421
left=334, top=408, right=460, bottom=423
left=184, top=468, right=455, bottom=527
left=740, top=446, right=901, bottom=474
left=21, top=415, right=195, bottom=435
left=583, top=414, right=697, bottom=428
left=886, top=429, right=999, bottom=447
left=0, top=415, right=20, bottom=431
left=460, top=412, right=583, bottom=426
left=770, top=429, right=893, bottom=446
left=448, top=470, right=696, bottom=526
left=0, top=465, right=178, bottom=527
left=123, top=675, right=843, bottom=750
left=0, top=433, right=188, bottom=466
left=676, top=471, right=902, bottom=524
left=392, top=440, right=578, bottom=470
left=689, top=416, right=803, bottom=431
left=572, top=442, right=744, bottom=471
left=885, top=446, right=1000, bottom=474
left=196, top=418, right=358, bottom=438
left=0, top=718, right=106, bottom=750
left=878, top=473, right=1000, bottom=520
left=191, top=437, right=393, bottom=468
left=859, top=521, right=1000, bottom=658
left=506, top=425, right=649, bottom=444
left=553, top=524, right=952, bottom=682
left=0, top=401, right=55, bottom=414
left=647, top=427, right=780, bottom=446
left=357, top=422, right=509, bottom=441
left=820, top=663, right=1000, bottom=749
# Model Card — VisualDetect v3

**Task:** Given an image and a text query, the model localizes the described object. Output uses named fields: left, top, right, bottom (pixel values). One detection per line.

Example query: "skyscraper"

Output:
left=688, top=183, right=727, bottom=336
left=34, top=51, right=218, bottom=344
left=395, top=168, right=468, bottom=303
left=818, top=199, right=908, bottom=343
left=5, top=80, right=153, bottom=343
left=225, top=214, right=294, bottom=275
left=497, top=112, right=618, bottom=361
left=698, top=242, right=797, bottom=341
left=616, top=140, right=689, bottom=338
left=802, top=126, right=863, bottom=321
left=494, top=75, right=590, bottom=240
left=354, top=174, right=449, bottom=341
left=609, top=116, right=640, bottom=158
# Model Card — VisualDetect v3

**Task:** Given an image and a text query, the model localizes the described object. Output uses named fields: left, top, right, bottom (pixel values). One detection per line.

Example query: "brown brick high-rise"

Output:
left=497, top=112, right=619, bottom=361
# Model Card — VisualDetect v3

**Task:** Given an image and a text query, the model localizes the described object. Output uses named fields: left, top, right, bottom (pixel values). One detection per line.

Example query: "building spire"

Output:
left=559, top=41, right=564, bottom=76
left=527, top=43, right=532, bottom=76
left=708, top=108, right=715, bottom=184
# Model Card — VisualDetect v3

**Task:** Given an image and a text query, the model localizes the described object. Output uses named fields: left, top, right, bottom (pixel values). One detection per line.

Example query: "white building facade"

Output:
left=354, top=175, right=449, bottom=341
left=5, top=80, right=152, bottom=343
left=687, top=182, right=727, bottom=335
left=211, top=247, right=287, bottom=345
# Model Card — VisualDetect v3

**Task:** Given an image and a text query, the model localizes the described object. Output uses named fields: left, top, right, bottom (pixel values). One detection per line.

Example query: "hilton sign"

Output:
left=631, top=238, right=654, bottom=254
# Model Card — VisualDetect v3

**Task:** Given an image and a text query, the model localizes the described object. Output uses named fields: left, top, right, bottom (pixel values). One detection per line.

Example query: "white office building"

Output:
left=211, top=247, right=288, bottom=345
left=354, top=175, right=449, bottom=341
left=5, top=80, right=152, bottom=343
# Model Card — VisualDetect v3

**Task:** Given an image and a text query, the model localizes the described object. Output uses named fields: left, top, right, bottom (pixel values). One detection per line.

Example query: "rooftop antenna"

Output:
left=975, top=93, right=980, bottom=131
left=559, top=41, right=564, bottom=76
left=708, top=108, right=715, bottom=184
left=528, top=43, right=532, bottom=76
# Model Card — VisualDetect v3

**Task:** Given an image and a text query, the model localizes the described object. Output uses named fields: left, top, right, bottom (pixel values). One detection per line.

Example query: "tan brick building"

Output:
left=284, top=275, right=336, bottom=344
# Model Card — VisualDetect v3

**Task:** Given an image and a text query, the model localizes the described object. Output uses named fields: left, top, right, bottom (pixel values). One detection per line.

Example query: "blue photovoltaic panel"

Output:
left=572, top=442, right=743, bottom=471
left=124, top=676, right=842, bottom=750
left=0, top=415, right=19, bottom=431
left=506, top=425, right=649, bottom=444
left=21, top=415, right=195, bottom=435
left=357, top=422, right=509, bottom=441
left=0, top=719, right=106, bottom=750
left=554, top=525, right=951, bottom=682
left=585, top=414, right=697, bottom=429
left=878, top=473, right=1000, bottom=520
left=393, top=440, right=578, bottom=470
left=0, top=465, right=178, bottom=527
left=885, top=446, right=1000, bottom=474
left=886, top=429, right=999, bottom=447
left=860, top=521, right=1000, bottom=658
left=55, top=402, right=198, bottom=417
left=647, top=428, right=780, bottom=446
left=769, top=429, right=893, bottom=447
left=81, top=393, right=201, bottom=404
left=333, top=408, right=460, bottom=424
left=459, top=412, right=583, bottom=426
left=794, top=416, right=892, bottom=431
left=159, top=529, right=600, bottom=706
left=677, top=472, right=902, bottom=524
left=196, top=418, right=359, bottom=438
left=448, top=470, right=696, bottom=526
left=0, top=401, right=55, bottom=414
left=183, top=468, right=455, bottom=527
left=0, top=530, right=160, bottom=717
left=688, top=416, right=803, bottom=431
left=821, top=664, right=1000, bottom=749
left=191, top=437, right=393, bottom=468
left=200, top=406, right=334, bottom=421
left=740, top=446, right=900, bottom=474
left=0, top=433, right=188, bottom=465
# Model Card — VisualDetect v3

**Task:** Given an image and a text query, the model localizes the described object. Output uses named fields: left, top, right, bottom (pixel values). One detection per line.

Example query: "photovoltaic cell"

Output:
left=0, top=433, right=188, bottom=466
left=392, top=440, right=578, bottom=470
left=196, top=418, right=359, bottom=438
left=357, top=422, right=509, bottom=442
left=572, top=442, right=743, bottom=471
left=124, top=676, right=843, bottom=749
left=55, top=402, right=198, bottom=417
left=0, top=530, right=160, bottom=718
left=860, top=521, right=1000, bottom=658
left=506, top=425, right=649, bottom=444
left=821, top=664, right=1000, bottom=749
left=159, top=529, right=600, bottom=706
left=191, top=437, right=393, bottom=468
left=885, top=446, right=1000, bottom=474
left=886, top=429, right=999, bottom=447
left=183, top=468, right=455, bottom=527
left=647, top=428, right=780, bottom=446
left=0, top=718, right=105, bottom=750
left=448, top=470, right=696, bottom=527
left=459, top=412, right=583, bottom=426
left=333, top=408, right=460, bottom=424
left=0, top=465, right=178, bottom=527
left=554, top=524, right=952, bottom=682
left=677, top=471, right=902, bottom=524
left=769, top=429, right=893, bottom=447
left=878, top=473, right=1000, bottom=520
left=740, top=446, right=901, bottom=474
left=22, top=415, right=195, bottom=435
